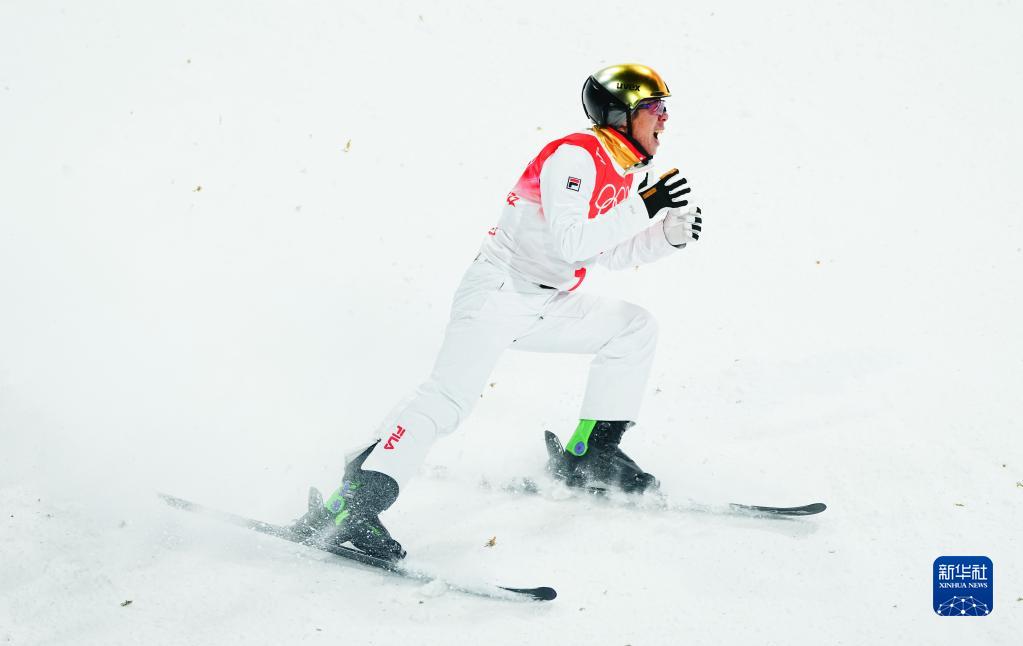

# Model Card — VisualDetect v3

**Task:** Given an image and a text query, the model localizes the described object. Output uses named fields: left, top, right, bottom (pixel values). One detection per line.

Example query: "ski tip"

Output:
left=500, top=585, right=558, bottom=601
left=729, top=501, right=828, bottom=516
left=790, top=502, right=827, bottom=514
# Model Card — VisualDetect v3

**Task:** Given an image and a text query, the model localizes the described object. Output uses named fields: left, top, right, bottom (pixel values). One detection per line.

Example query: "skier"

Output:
left=293, top=64, right=703, bottom=561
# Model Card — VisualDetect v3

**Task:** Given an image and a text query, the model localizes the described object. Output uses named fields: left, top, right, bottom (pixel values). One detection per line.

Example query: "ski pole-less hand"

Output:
left=638, top=168, right=690, bottom=218
left=662, top=206, right=702, bottom=248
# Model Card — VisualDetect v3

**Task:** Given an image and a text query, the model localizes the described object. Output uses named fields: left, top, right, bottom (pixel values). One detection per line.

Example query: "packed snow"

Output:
left=1, top=1, right=1020, bottom=644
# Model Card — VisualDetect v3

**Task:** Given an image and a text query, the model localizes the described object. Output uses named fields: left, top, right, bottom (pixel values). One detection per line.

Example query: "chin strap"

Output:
left=591, top=126, right=652, bottom=174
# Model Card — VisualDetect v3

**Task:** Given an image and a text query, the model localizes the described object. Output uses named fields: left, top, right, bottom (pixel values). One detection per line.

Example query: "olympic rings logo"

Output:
left=592, top=183, right=629, bottom=217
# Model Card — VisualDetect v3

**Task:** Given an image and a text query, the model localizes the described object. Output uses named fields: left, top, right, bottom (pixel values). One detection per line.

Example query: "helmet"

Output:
left=581, top=64, right=671, bottom=127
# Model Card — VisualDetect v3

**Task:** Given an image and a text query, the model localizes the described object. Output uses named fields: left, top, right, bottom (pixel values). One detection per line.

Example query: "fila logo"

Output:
left=566, top=177, right=581, bottom=191
left=383, top=425, right=406, bottom=450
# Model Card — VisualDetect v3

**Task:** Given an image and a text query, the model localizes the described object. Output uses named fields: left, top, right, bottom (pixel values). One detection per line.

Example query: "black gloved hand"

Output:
left=637, top=168, right=690, bottom=218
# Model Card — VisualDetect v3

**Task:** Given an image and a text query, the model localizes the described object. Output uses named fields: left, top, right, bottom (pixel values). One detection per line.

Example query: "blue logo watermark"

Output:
left=933, top=556, right=993, bottom=616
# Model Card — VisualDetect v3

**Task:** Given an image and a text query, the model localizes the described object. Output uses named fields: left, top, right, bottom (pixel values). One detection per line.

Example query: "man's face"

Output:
left=629, top=99, right=668, bottom=156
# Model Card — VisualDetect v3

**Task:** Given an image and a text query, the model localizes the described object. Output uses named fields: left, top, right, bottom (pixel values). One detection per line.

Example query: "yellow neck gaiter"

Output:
left=591, top=126, right=649, bottom=173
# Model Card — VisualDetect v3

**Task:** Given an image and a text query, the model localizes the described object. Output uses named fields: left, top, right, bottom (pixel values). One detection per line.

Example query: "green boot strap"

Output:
left=566, top=419, right=597, bottom=456
left=324, top=480, right=361, bottom=526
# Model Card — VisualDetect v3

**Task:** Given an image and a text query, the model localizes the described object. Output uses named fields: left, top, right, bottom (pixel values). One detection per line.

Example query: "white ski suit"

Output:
left=361, top=128, right=682, bottom=488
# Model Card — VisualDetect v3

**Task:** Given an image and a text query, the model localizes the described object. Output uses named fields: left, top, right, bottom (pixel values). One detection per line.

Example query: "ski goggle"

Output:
left=635, top=99, right=668, bottom=116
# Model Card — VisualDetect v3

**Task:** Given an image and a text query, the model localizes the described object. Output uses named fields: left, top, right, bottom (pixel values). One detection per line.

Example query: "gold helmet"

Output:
left=581, top=64, right=671, bottom=126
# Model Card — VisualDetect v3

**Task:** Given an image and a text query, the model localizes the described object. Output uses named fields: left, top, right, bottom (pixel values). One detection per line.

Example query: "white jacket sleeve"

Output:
left=539, top=145, right=651, bottom=263
left=596, top=220, right=680, bottom=270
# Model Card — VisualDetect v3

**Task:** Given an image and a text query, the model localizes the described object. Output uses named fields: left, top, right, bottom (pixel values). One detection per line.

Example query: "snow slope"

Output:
left=1, top=1, right=1020, bottom=644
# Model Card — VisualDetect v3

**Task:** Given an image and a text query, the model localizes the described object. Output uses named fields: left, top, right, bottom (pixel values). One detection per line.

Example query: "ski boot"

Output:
left=545, top=420, right=659, bottom=494
left=291, top=443, right=406, bottom=561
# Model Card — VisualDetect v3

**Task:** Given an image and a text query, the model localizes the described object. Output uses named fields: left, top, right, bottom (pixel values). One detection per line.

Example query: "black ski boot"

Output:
left=545, top=421, right=659, bottom=494
left=291, top=443, right=406, bottom=561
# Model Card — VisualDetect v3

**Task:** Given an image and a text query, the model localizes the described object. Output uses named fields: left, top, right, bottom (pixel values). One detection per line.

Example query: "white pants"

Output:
left=361, top=257, right=659, bottom=488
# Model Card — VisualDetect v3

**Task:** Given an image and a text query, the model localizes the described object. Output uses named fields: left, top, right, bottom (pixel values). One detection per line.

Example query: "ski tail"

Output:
left=543, top=430, right=567, bottom=477
left=307, top=487, right=324, bottom=514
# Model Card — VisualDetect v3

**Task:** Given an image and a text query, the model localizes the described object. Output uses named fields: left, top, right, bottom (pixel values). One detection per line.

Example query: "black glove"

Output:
left=637, top=168, right=690, bottom=218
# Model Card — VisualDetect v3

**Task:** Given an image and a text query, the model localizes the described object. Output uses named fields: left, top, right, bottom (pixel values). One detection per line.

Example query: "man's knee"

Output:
left=600, top=302, right=658, bottom=358
left=632, top=306, right=658, bottom=341
left=622, top=303, right=658, bottom=345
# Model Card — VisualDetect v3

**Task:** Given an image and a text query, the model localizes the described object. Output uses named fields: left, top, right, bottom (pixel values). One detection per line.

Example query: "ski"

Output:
left=481, top=474, right=827, bottom=518
left=472, top=430, right=828, bottom=519
left=158, top=492, right=556, bottom=602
